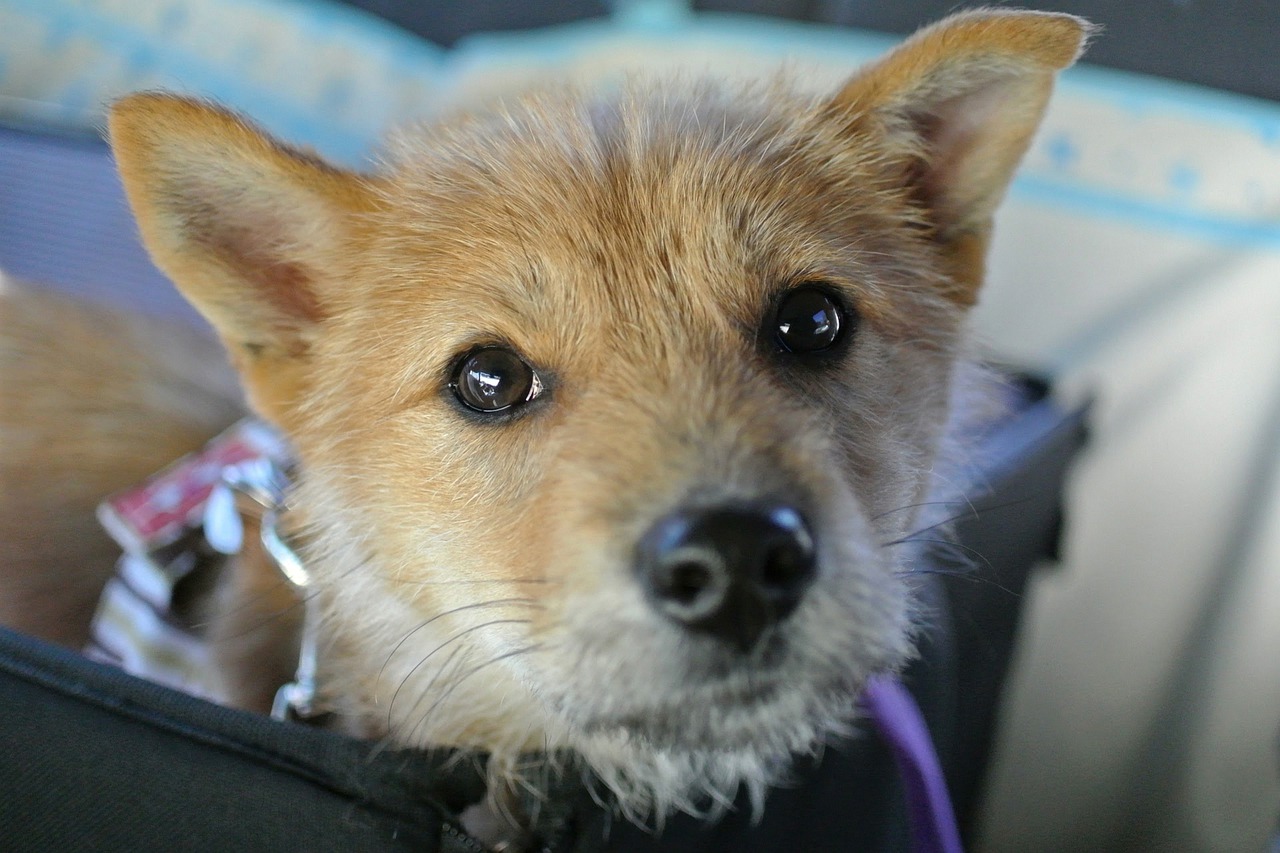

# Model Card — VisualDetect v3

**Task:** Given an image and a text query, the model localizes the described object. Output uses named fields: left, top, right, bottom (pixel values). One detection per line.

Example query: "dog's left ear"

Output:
left=830, top=10, right=1091, bottom=304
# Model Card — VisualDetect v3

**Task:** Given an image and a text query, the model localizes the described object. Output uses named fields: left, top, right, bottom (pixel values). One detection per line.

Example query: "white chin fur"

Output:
left=302, top=469, right=917, bottom=827
left=568, top=693, right=857, bottom=825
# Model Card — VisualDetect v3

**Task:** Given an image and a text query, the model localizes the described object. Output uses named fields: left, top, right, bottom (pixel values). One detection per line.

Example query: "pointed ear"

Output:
left=829, top=10, right=1091, bottom=304
left=108, top=93, right=377, bottom=427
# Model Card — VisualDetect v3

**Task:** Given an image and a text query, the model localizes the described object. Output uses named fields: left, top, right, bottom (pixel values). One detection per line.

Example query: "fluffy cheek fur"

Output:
left=286, top=400, right=565, bottom=752
left=283, top=294, right=959, bottom=818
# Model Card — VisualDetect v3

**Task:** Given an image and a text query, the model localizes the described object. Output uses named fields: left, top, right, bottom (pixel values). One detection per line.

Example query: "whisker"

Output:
left=389, top=643, right=466, bottom=733
left=880, top=496, right=1036, bottom=546
left=870, top=499, right=973, bottom=522
left=893, top=536, right=997, bottom=577
left=379, top=578, right=562, bottom=587
left=377, top=597, right=543, bottom=695
left=897, top=565, right=1018, bottom=596
left=186, top=570, right=340, bottom=642
left=186, top=591, right=303, bottom=639
left=406, top=644, right=547, bottom=743
left=386, top=617, right=533, bottom=721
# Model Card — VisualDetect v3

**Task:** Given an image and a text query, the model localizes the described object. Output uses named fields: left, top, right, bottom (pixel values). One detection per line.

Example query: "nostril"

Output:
left=666, top=560, right=714, bottom=605
left=649, top=548, right=729, bottom=623
left=758, top=506, right=816, bottom=594
left=761, top=540, right=813, bottom=590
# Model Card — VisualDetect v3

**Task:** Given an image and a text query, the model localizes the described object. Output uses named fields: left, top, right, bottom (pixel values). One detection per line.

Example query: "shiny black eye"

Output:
left=450, top=347, right=543, bottom=413
left=774, top=285, right=849, bottom=354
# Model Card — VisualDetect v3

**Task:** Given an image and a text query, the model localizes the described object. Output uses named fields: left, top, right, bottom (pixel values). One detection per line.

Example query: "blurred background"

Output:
left=2, top=1, right=1278, bottom=850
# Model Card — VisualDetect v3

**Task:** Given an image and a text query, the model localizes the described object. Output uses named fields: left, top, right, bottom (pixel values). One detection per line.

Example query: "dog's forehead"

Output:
left=352, top=81, right=938, bottom=372
left=387, top=89, right=787, bottom=248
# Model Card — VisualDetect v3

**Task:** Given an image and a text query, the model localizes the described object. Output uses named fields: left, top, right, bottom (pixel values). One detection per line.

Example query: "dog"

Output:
left=1, top=9, right=1088, bottom=849
left=0, top=279, right=244, bottom=649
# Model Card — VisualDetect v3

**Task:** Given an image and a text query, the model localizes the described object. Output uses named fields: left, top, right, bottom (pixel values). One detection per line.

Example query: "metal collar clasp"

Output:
left=207, top=453, right=323, bottom=724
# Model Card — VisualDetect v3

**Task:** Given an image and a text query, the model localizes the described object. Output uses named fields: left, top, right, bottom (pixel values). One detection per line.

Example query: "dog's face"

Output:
left=110, top=11, right=1086, bottom=817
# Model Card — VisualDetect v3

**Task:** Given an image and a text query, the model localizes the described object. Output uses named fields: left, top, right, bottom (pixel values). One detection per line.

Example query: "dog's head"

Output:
left=110, top=10, right=1086, bottom=818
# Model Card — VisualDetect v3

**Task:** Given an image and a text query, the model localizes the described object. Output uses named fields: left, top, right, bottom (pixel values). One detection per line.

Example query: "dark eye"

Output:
left=774, top=285, right=849, bottom=354
left=450, top=347, right=543, bottom=413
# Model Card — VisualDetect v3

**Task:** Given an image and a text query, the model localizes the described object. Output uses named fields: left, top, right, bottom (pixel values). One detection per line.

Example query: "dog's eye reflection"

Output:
left=774, top=286, right=849, bottom=354
left=451, top=346, right=543, bottom=413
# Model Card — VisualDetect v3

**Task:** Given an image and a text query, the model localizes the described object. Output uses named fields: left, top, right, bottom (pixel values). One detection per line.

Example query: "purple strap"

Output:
left=860, top=675, right=964, bottom=853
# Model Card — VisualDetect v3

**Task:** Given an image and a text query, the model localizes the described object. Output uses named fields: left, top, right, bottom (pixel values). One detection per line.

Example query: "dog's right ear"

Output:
left=108, top=94, right=377, bottom=428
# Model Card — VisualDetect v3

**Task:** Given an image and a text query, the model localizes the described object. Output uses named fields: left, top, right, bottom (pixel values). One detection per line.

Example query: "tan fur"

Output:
left=5, top=9, right=1087, bottom=834
left=0, top=275, right=243, bottom=646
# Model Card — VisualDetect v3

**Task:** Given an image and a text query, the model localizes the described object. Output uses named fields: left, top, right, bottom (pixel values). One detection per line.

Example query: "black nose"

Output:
left=635, top=502, right=817, bottom=651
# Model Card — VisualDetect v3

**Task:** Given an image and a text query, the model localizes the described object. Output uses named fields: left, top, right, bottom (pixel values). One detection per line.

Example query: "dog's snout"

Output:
left=636, top=503, right=816, bottom=651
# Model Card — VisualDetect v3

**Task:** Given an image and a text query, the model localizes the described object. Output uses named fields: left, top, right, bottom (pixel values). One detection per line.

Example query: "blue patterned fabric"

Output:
left=5, top=0, right=1280, bottom=235
left=0, top=0, right=444, bottom=164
